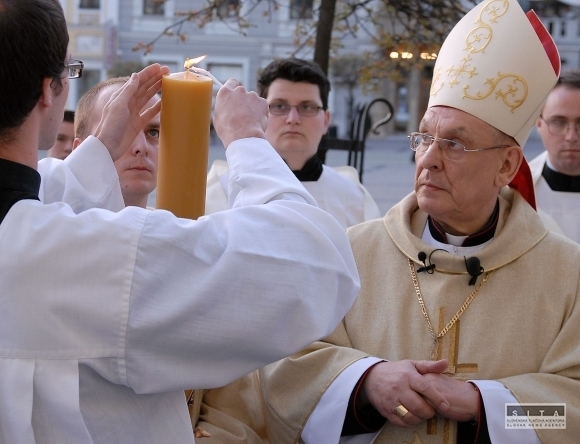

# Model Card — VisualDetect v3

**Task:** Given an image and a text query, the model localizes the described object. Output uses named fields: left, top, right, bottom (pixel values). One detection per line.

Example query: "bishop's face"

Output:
left=414, top=106, right=512, bottom=235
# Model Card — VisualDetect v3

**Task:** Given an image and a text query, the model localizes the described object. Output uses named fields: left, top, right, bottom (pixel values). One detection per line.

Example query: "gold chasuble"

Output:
left=260, top=189, right=580, bottom=443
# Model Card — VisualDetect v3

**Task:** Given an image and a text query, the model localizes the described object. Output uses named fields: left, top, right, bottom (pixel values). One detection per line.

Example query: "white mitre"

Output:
left=429, top=0, right=560, bottom=146
left=427, top=0, right=560, bottom=208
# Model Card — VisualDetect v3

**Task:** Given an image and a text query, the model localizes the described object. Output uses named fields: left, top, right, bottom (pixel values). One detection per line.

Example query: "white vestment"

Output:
left=206, top=159, right=381, bottom=228
left=37, top=137, right=125, bottom=212
left=529, top=150, right=580, bottom=243
left=0, top=136, right=360, bottom=444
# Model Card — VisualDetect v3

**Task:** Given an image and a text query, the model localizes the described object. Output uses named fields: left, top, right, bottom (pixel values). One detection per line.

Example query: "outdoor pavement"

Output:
left=182, top=128, right=546, bottom=216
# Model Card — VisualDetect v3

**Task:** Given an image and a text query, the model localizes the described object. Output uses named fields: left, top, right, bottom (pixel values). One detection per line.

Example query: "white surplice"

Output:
left=0, top=137, right=360, bottom=444
left=529, top=150, right=580, bottom=243
left=206, top=159, right=381, bottom=228
left=38, top=136, right=125, bottom=212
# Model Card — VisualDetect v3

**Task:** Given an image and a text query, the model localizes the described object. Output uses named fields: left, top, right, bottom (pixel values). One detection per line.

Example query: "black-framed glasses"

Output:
left=66, top=59, right=84, bottom=79
left=409, top=132, right=510, bottom=161
left=268, top=102, right=323, bottom=117
left=539, top=116, right=580, bottom=136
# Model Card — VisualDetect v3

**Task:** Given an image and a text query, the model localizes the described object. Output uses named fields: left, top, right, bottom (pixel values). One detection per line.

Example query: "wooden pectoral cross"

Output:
left=427, top=307, right=478, bottom=439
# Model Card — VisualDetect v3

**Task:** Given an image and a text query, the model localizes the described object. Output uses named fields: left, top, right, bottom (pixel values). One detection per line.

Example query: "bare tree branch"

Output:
left=133, top=0, right=474, bottom=80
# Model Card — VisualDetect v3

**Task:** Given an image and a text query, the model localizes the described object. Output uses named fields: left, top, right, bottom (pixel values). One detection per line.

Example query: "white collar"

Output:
left=421, top=223, right=492, bottom=256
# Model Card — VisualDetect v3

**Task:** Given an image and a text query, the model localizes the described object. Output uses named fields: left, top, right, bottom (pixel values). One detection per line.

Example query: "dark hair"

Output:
left=75, top=77, right=129, bottom=140
left=0, top=0, right=69, bottom=140
left=257, top=58, right=331, bottom=110
left=556, top=70, right=580, bottom=90
left=63, top=110, right=75, bottom=124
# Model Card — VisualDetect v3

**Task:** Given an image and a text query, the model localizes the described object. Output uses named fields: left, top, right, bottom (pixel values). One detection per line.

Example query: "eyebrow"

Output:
left=419, top=120, right=471, bottom=138
left=444, top=127, right=471, bottom=139
left=545, top=114, right=580, bottom=121
left=269, top=99, right=320, bottom=104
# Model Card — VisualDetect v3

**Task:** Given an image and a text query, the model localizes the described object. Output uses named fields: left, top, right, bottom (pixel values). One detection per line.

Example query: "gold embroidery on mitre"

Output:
left=462, top=72, right=528, bottom=112
left=465, top=0, right=509, bottom=54
left=430, top=66, right=443, bottom=96
left=404, top=432, right=425, bottom=444
left=447, top=55, right=477, bottom=87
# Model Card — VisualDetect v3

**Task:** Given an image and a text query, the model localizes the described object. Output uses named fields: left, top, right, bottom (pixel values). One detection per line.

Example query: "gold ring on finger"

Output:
left=394, top=404, right=409, bottom=418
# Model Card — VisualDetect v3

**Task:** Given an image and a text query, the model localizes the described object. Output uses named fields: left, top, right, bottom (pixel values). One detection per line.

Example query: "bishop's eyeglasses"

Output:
left=66, top=59, right=84, bottom=79
left=409, top=132, right=510, bottom=161
left=539, top=116, right=580, bottom=136
left=268, top=102, right=323, bottom=117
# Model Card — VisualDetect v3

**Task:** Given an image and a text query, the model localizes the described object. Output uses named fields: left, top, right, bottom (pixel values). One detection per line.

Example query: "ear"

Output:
left=495, top=146, right=523, bottom=187
left=38, top=77, right=54, bottom=109
left=323, top=109, right=330, bottom=133
left=324, top=110, right=330, bottom=131
left=72, top=137, right=83, bottom=151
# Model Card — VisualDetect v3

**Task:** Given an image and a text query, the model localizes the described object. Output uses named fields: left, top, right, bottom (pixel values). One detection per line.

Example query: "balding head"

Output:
left=73, top=77, right=160, bottom=208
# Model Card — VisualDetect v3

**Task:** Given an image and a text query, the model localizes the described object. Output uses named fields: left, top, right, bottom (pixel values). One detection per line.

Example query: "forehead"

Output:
left=266, top=78, right=321, bottom=103
left=148, top=94, right=161, bottom=124
left=58, top=120, right=75, bottom=135
left=86, top=85, right=118, bottom=132
left=421, top=106, right=496, bottom=139
left=542, top=85, right=580, bottom=117
left=90, top=84, right=160, bottom=129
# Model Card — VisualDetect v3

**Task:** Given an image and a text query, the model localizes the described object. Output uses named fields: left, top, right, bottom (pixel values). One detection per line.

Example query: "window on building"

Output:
left=290, top=0, right=313, bottom=19
left=143, top=0, right=165, bottom=16
left=217, top=0, right=240, bottom=18
left=79, top=0, right=100, bottom=8
left=560, top=20, right=566, bottom=37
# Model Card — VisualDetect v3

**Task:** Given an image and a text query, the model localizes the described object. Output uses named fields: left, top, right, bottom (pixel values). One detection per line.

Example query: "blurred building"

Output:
left=60, top=0, right=580, bottom=136
left=60, top=0, right=377, bottom=137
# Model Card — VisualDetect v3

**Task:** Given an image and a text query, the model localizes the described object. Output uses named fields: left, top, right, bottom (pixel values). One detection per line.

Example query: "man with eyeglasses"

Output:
left=42, top=60, right=81, bottom=161
left=259, top=1, right=580, bottom=443
left=35, top=51, right=131, bottom=212
left=529, top=70, right=580, bottom=243
left=206, top=57, right=381, bottom=228
left=0, top=1, right=360, bottom=443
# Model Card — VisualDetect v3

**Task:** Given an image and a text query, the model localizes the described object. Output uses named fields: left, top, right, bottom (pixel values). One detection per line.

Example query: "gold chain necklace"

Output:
left=408, top=259, right=493, bottom=360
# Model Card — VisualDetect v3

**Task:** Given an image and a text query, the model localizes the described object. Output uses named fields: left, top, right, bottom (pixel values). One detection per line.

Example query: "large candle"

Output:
left=156, top=69, right=213, bottom=219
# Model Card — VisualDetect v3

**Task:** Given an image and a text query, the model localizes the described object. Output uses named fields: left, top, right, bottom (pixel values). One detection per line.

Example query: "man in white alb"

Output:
left=529, top=70, right=580, bottom=243
left=0, top=1, right=360, bottom=443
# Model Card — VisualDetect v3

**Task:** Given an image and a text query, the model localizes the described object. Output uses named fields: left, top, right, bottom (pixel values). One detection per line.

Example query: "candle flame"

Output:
left=184, top=55, right=207, bottom=70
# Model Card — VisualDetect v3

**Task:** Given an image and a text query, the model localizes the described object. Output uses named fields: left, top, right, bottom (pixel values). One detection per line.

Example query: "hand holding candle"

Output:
left=213, top=79, right=269, bottom=148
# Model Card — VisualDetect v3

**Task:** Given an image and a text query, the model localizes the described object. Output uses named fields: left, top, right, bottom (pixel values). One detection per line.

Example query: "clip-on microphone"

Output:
left=465, top=256, right=484, bottom=286
left=417, top=251, right=436, bottom=274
